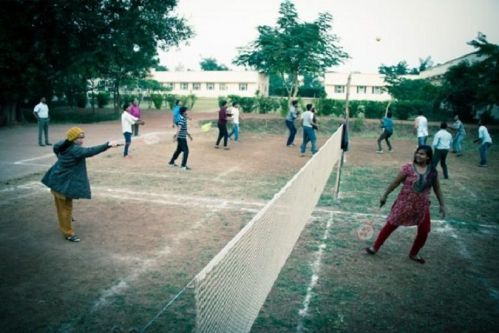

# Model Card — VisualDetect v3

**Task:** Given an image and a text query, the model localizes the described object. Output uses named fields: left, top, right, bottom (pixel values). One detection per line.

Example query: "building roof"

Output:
left=150, top=70, right=262, bottom=83
left=418, top=52, right=486, bottom=79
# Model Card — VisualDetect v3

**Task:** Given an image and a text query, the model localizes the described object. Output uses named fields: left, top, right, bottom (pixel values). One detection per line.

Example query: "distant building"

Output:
left=324, top=72, right=392, bottom=102
left=150, top=70, right=269, bottom=97
left=418, top=52, right=485, bottom=83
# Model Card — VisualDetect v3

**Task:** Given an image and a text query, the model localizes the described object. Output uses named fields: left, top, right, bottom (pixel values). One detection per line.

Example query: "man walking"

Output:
left=34, top=97, right=51, bottom=146
left=432, top=122, right=452, bottom=179
left=286, top=100, right=299, bottom=147
left=474, top=118, right=493, bottom=167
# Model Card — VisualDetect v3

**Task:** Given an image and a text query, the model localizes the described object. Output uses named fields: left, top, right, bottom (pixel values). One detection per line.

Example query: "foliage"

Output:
left=298, top=73, right=326, bottom=97
left=391, top=100, right=434, bottom=120
left=0, top=0, right=192, bottom=125
left=182, top=94, right=198, bottom=110
left=165, top=94, right=178, bottom=110
left=316, top=98, right=342, bottom=116
left=257, top=96, right=280, bottom=114
left=200, top=58, right=229, bottom=71
left=96, top=92, right=111, bottom=108
left=442, top=33, right=499, bottom=122
left=155, top=65, right=169, bottom=71
left=225, top=95, right=258, bottom=113
left=351, top=112, right=365, bottom=132
left=279, top=98, right=290, bottom=117
left=151, top=94, right=164, bottom=109
left=233, top=0, right=348, bottom=98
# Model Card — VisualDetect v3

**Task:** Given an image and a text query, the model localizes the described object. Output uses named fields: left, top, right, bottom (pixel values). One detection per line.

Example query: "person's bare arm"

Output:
left=432, top=177, right=446, bottom=218
left=380, top=171, right=406, bottom=207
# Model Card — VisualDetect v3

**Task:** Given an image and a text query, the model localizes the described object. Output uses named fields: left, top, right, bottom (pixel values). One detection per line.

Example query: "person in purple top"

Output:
left=129, top=99, right=141, bottom=136
left=215, top=100, right=230, bottom=150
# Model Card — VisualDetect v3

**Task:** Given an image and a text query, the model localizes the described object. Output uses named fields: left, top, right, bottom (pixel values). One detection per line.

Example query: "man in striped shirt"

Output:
left=169, top=107, right=192, bottom=170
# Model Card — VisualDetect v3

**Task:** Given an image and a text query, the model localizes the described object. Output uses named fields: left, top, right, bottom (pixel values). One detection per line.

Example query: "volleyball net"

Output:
left=193, top=126, right=344, bottom=333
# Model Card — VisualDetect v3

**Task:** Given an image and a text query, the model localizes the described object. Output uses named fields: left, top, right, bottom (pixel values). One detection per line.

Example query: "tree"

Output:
left=233, top=0, right=347, bottom=99
left=155, top=65, right=169, bottom=71
left=0, top=0, right=192, bottom=125
left=200, top=58, right=229, bottom=71
left=441, top=33, right=499, bottom=121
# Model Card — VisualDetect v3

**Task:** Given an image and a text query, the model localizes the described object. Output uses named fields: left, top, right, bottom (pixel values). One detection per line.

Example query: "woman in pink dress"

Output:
left=365, top=145, right=446, bottom=264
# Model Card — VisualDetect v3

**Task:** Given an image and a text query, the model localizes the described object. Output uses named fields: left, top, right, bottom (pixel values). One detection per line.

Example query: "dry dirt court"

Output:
left=1, top=112, right=498, bottom=332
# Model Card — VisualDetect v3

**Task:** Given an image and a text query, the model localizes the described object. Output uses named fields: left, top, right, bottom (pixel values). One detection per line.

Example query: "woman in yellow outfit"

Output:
left=42, top=127, right=120, bottom=242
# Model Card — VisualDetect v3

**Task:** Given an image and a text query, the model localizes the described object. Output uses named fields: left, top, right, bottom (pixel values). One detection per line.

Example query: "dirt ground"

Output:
left=0, top=111, right=498, bottom=332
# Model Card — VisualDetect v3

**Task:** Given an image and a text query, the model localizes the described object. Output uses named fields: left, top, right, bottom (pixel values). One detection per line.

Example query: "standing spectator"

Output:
left=169, top=107, right=192, bottom=170
left=228, top=102, right=241, bottom=142
left=474, top=118, right=493, bottom=167
left=414, top=111, right=429, bottom=146
left=172, top=99, right=182, bottom=128
left=286, top=100, right=299, bottom=147
left=432, top=122, right=452, bottom=179
left=129, top=99, right=141, bottom=136
left=121, top=103, right=145, bottom=158
left=41, top=127, right=121, bottom=242
left=451, top=114, right=466, bottom=156
left=215, top=100, right=230, bottom=150
left=365, top=145, right=446, bottom=264
left=300, top=104, right=318, bottom=156
left=376, top=111, right=394, bottom=153
left=33, top=97, right=51, bottom=146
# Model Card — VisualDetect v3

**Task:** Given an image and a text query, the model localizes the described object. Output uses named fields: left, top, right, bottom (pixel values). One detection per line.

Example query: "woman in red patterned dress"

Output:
left=365, top=145, right=446, bottom=264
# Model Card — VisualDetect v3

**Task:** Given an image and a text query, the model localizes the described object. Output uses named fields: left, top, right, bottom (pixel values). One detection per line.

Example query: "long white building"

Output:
left=150, top=70, right=269, bottom=97
left=323, top=72, right=392, bottom=102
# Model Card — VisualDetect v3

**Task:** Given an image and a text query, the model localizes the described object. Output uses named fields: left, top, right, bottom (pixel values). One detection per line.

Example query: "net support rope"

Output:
left=193, top=126, right=344, bottom=333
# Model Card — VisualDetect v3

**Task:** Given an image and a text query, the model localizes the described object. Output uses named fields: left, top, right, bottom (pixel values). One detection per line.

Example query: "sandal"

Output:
left=365, top=247, right=376, bottom=255
left=66, top=235, right=80, bottom=242
left=409, top=255, right=425, bottom=264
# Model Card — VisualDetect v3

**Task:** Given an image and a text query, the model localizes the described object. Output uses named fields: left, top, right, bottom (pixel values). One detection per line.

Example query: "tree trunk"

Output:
left=0, top=101, right=19, bottom=126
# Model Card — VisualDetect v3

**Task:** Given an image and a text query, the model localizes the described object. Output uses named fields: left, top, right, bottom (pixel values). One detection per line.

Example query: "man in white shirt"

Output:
left=300, top=104, right=318, bottom=156
left=228, top=102, right=241, bottom=142
left=432, top=122, right=452, bottom=179
left=33, top=97, right=51, bottom=146
left=474, top=119, right=493, bottom=167
left=414, top=111, right=429, bottom=146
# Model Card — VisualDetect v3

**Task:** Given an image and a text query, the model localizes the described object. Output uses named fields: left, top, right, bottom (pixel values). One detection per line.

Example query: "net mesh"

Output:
left=194, top=126, right=344, bottom=333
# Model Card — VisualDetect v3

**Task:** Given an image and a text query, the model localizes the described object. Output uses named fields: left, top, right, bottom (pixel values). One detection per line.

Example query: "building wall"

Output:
left=150, top=70, right=268, bottom=97
left=324, top=72, right=392, bottom=102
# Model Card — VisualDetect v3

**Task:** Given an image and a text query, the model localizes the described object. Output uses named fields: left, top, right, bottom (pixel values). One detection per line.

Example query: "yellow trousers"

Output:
left=51, top=190, right=74, bottom=237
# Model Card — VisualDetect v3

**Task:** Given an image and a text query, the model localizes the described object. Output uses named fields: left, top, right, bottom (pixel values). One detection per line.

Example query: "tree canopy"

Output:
left=200, top=58, right=229, bottom=71
left=0, top=0, right=192, bottom=125
left=233, top=0, right=348, bottom=98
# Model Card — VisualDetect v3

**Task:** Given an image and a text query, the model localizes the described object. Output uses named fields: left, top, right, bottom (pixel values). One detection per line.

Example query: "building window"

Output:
left=334, top=85, right=345, bottom=93
left=206, top=83, right=215, bottom=90
left=372, top=86, right=384, bottom=94
left=219, top=83, right=227, bottom=91
left=356, top=86, right=367, bottom=94
left=239, top=83, right=248, bottom=91
left=192, top=83, right=201, bottom=90
left=165, top=83, right=175, bottom=90
left=180, top=83, right=189, bottom=90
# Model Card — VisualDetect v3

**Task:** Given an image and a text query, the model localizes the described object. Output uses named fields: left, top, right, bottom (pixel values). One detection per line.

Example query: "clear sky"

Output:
left=158, top=0, right=499, bottom=73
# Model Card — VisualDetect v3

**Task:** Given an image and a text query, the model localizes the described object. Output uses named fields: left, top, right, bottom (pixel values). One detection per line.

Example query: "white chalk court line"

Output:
left=13, top=153, right=54, bottom=165
left=297, top=211, right=334, bottom=333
